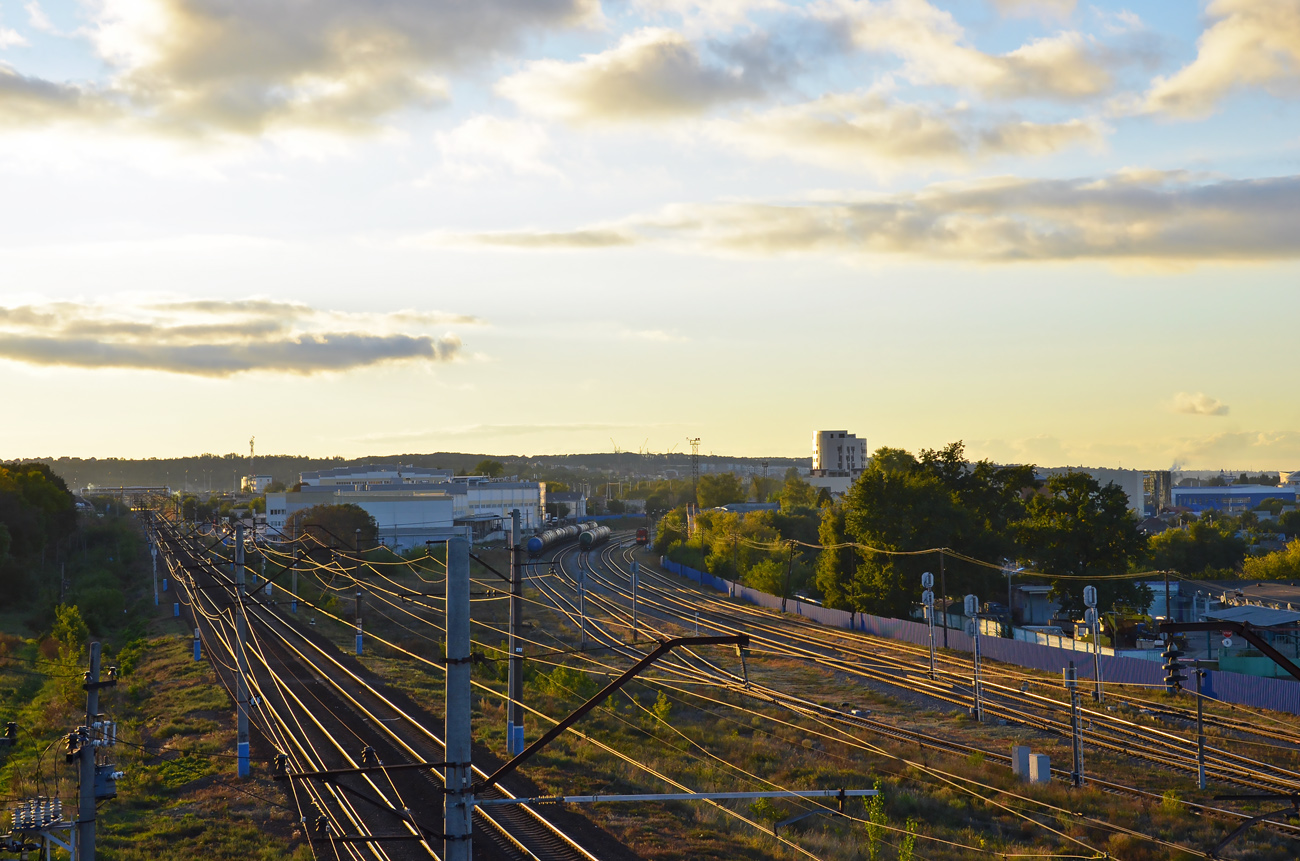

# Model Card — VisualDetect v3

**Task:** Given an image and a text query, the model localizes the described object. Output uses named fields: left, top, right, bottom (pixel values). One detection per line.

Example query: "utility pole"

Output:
left=151, top=540, right=158, bottom=607
left=445, top=537, right=472, bottom=861
left=235, top=524, right=250, bottom=778
left=780, top=541, right=794, bottom=613
left=688, top=438, right=700, bottom=496
left=291, top=547, right=299, bottom=613
left=79, top=642, right=102, bottom=861
left=508, top=510, right=524, bottom=757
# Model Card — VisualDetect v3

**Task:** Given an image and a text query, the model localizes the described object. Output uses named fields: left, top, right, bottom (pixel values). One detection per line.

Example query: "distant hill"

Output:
left=22, top=451, right=809, bottom=493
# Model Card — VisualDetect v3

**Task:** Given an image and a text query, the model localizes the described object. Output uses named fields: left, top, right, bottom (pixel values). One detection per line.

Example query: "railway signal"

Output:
left=921, top=575, right=936, bottom=679
left=965, top=594, right=984, bottom=721
left=1162, top=640, right=1187, bottom=693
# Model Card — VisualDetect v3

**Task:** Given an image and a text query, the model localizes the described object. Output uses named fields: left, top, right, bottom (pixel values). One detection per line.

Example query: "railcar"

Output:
left=578, top=525, right=612, bottom=550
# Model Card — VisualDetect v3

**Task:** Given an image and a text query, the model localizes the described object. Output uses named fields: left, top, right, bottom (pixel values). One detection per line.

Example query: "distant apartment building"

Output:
left=807, top=430, right=868, bottom=497
left=1034, top=466, right=1146, bottom=515
left=240, top=474, right=273, bottom=494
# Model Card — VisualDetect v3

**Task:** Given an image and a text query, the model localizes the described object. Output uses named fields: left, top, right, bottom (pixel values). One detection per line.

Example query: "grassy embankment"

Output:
left=0, top=511, right=306, bottom=860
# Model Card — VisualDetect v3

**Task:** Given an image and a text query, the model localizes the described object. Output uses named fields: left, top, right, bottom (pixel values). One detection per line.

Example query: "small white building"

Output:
left=241, top=474, right=274, bottom=494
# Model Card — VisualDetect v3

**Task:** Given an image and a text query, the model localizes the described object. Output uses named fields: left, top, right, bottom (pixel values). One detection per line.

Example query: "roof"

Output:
left=1172, top=485, right=1295, bottom=496
left=1205, top=605, right=1300, bottom=627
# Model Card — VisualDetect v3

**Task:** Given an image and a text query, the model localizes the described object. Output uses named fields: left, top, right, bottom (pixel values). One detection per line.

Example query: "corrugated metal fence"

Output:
left=659, top=557, right=1300, bottom=716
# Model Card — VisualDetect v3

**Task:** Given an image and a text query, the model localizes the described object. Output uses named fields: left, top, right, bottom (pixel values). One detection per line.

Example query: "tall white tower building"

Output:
left=811, top=430, right=867, bottom=479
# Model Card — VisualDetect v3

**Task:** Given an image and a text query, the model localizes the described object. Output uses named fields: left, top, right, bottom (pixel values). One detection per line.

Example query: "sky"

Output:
left=0, top=0, right=1298, bottom=469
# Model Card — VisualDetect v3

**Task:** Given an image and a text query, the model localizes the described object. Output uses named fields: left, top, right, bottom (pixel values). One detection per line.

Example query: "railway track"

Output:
left=506, top=535, right=1300, bottom=849
left=151, top=514, right=613, bottom=861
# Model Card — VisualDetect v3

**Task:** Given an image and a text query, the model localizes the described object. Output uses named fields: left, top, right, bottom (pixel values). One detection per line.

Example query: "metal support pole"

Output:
left=193, top=627, right=201, bottom=662
left=780, top=542, right=794, bottom=613
left=1195, top=661, right=1207, bottom=790
left=631, top=560, right=639, bottom=638
left=1067, top=661, right=1083, bottom=787
left=79, top=642, right=100, bottom=861
left=578, top=556, right=587, bottom=651
left=1092, top=612, right=1104, bottom=704
left=971, top=618, right=984, bottom=722
left=925, top=604, right=936, bottom=680
left=235, top=524, right=250, bottom=778
left=291, top=548, right=299, bottom=613
left=151, top=543, right=158, bottom=607
left=444, top=537, right=472, bottom=861
left=939, top=550, right=948, bottom=648
left=355, top=589, right=363, bottom=656
left=694, top=611, right=700, bottom=635
left=507, top=510, right=524, bottom=756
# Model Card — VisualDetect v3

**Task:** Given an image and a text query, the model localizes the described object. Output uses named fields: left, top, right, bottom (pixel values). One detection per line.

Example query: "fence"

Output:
left=659, top=557, right=1300, bottom=716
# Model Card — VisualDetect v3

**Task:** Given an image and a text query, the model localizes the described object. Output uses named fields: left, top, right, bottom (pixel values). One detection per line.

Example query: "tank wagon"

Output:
left=527, top=522, right=596, bottom=557
left=578, top=525, right=612, bottom=551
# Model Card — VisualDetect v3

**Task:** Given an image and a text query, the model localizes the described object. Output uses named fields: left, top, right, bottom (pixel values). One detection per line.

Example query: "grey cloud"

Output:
left=0, top=332, right=461, bottom=376
left=2, top=0, right=597, bottom=135
left=469, top=171, right=1300, bottom=262
left=0, top=65, right=117, bottom=126
left=710, top=90, right=1103, bottom=171
left=0, top=299, right=472, bottom=376
left=498, top=28, right=781, bottom=123
left=150, top=299, right=314, bottom=317
left=1172, top=392, right=1229, bottom=417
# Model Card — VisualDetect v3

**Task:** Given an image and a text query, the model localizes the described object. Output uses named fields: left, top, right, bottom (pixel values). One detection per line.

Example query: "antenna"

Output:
left=688, top=438, right=701, bottom=491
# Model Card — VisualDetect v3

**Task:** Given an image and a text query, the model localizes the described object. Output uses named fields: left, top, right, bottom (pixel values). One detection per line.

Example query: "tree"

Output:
left=286, top=504, right=378, bottom=549
left=778, top=473, right=819, bottom=511
left=1148, top=518, right=1246, bottom=574
left=474, top=459, right=505, bottom=478
left=52, top=604, right=89, bottom=664
left=697, top=473, right=746, bottom=509
left=1278, top=510, right=1300, bottom=537
left=1243, top=540, right=1300, bottom=580
left=1015, top=472, right=1149, bottom=615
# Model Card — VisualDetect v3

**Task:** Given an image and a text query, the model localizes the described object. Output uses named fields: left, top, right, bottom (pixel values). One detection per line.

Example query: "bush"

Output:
left=538, top=665, right=598, bottom=700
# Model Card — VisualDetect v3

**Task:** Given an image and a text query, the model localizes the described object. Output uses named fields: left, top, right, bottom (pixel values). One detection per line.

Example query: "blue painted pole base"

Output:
left=163, top=578, right=168, bottom=591
left=356, top=633, right=363, bottom=656
left=291, top=601, right=297, bottom=613
left=194, top=641, right=201, bottom=661
left=513, top=726, right=525, bottom=756
left=173, top=603, right=180, bottom=617
left=238, top=742, right=250, bottom=777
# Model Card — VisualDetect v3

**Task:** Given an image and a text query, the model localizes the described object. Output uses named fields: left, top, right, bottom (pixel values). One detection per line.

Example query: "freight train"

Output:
left=578, top=525, right=611, bottom=550
left=526, top=522, right=596, bottom=557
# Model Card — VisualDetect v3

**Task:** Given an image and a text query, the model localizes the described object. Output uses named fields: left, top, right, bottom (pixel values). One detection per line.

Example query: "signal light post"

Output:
left=1163, top=639, right=1187, bottom=694
left=965, top=594, right=984, bottom=722
left=1084, top=585, right=1103, bottom=704
left=921, top=572, right=935, bottom=680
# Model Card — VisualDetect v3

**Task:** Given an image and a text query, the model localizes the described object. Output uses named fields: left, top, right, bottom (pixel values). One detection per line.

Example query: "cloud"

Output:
left=1143, top=0, right=1300, bottom=118
left=434, top=115, right=557, bottom=178
left=0, top=28, right=27, bottom=49
left=631, top=0, right=790, bottom=34
left=463, top=170, right=1300, bottom=262
left=498, top=28, right=781, bottom=123
left=0, top=0, right=597, bottom=136
left=1172, top=392, right=1230, bottom=417
left=818, top=0, right=1111, bottom=100
left=709, top=89, right=1104, bottom=172
left=989, top=0, right=1076, bottom=19
left=464, top=229, right=640, bottom=249
left=24, top=2, right=55, bottom=34
left=0, top=299, right=470, bottom=377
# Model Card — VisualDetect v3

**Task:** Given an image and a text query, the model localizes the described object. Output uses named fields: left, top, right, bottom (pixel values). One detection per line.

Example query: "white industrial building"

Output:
left=266, top=470, right=546, bottom=549
left=241, top=474, right=274, bottom=493
left=299, top=464, right=454, bottom=487
left=807, top=430, right=868, bottom=497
